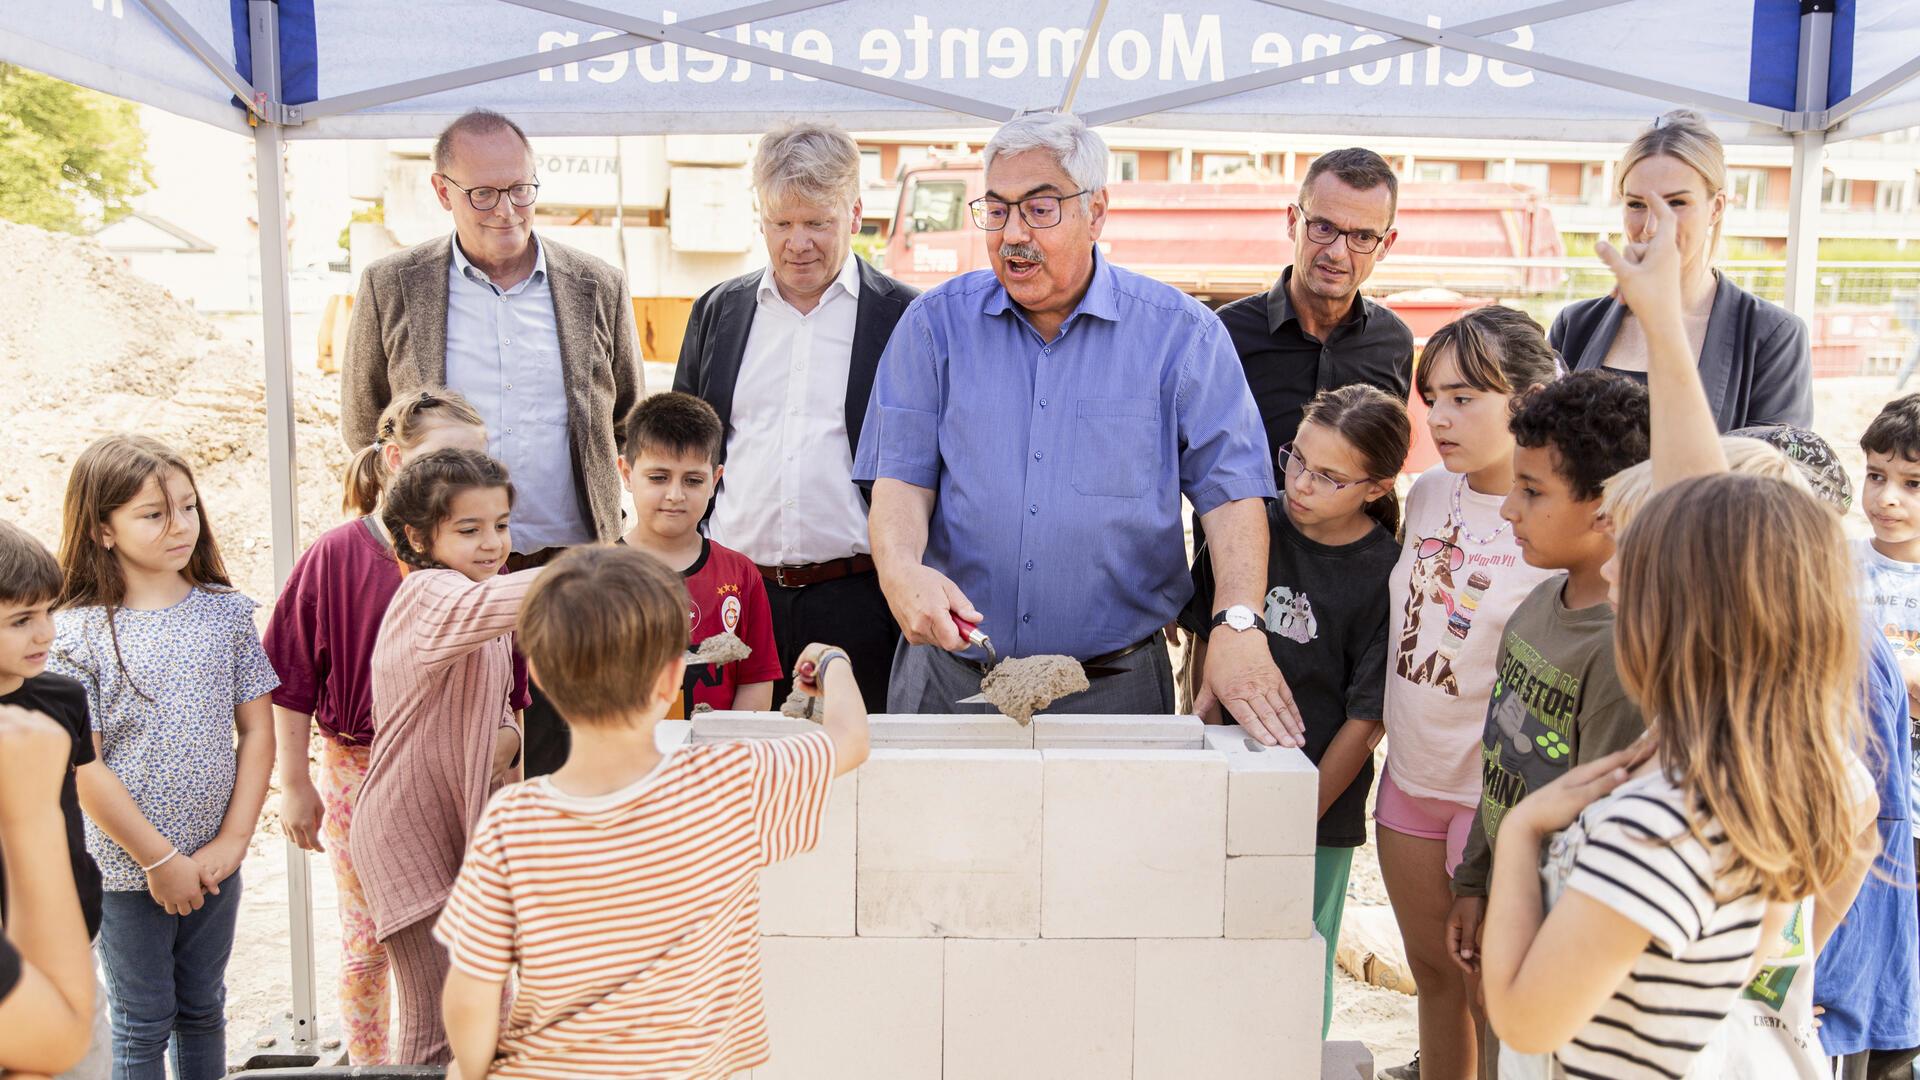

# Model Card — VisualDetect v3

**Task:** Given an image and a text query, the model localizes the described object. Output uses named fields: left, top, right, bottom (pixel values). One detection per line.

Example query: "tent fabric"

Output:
left=2, top=0, right=1911, bottom=143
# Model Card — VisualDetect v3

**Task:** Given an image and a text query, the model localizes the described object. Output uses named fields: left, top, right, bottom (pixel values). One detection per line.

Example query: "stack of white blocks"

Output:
left=679, top=712, right=1328, bottom=1080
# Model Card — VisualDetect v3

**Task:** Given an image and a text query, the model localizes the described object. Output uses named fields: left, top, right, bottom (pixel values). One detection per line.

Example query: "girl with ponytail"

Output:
left=1178, top=382, right=1409, bottom=1033
left=261, top=389, right=493, bottom=1066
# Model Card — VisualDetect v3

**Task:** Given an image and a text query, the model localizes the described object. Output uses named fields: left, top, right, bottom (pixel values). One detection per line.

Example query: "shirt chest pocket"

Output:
left=1071, top=398, right=1158, bottom=498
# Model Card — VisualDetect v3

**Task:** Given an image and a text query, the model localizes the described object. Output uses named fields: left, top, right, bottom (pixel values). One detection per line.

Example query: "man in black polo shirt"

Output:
left=1216, top=148, right=1414, bottom=459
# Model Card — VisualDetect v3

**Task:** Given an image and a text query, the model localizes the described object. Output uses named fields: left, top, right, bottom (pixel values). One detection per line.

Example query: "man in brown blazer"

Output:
left=342, top=108, right=644, bottom=552
left=341, top=108, right=643, bottom=775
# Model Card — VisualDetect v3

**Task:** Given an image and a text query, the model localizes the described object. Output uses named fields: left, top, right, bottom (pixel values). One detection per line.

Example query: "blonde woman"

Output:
left=1550, top=109, right=1812, bottom=431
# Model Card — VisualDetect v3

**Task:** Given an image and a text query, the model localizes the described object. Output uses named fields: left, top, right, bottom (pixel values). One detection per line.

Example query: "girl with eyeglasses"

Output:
left=1180, top=383, right=1408, bottom=1038
left=1377, top=305, right=1558, bottom=1080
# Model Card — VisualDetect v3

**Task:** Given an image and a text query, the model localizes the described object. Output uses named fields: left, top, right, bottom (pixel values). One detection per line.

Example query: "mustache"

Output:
left=999, top=243, right=1044, bottom=263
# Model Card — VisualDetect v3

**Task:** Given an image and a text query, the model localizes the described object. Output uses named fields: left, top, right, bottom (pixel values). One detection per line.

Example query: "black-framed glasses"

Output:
left=1293, top=204, right=1387, bottom=253
left=969, top=189, right=1088, bottom=231
left=438, top=174, right=540, bottom=211
left=1280, top=444, right=1374, bottom=493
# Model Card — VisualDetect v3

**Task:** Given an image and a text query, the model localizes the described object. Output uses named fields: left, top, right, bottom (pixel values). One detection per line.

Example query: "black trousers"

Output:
left=763, top=569, right=899, bottom=713
left=506, top=547, right=569, bottom=779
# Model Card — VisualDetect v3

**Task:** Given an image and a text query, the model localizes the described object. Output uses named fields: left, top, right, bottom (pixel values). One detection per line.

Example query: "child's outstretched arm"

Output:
left=1481, top=743, right=1656, bottom=1054
left=1596, top=195, right=1726, bottom=489
left=443, top=968, right=504, bottom=1080
left=796, top=643, right=869, bottom=777
left=410, top=569, right=544, bottom=671
left=190, top=692, right=276, bottom=890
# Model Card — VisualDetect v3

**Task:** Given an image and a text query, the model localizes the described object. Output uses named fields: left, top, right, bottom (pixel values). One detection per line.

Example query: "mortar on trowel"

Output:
left=950, top=615, right=1122, bottom=724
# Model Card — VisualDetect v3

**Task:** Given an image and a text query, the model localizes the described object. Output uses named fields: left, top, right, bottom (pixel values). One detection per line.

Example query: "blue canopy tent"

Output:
left=4, top=0, right=1918, bottom=1057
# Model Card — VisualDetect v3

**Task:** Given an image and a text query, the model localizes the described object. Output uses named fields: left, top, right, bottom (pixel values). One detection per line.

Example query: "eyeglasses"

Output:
left=969, top=190, right=1089, bottom=231
left=1416, top=535, right=1467, bottom=572
left=438, top=174, right=540, bottom=212
left=1293, top=204, right=1387, bottom=254
left=1280, top=444, right=1374, bottom=493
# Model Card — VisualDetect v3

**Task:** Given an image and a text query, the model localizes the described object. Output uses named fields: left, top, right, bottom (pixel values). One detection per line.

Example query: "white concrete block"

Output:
left=692, top=712, right=815, bottom=743
left=654, top=719, right=692, bottom=753
left=760, top=769, right=856, bottom=936
left=869, top=713, right=1032, bottom=750
left=1041, top=750, right=1226, bottom=938
left=1322, top=1040, right=1376, bottom=1080
left=1133, top=937, right=1325, bottom=1080
left=944, top=939, right=1134, bottom=1080
left=1224, top=855, right=1316, bottom=939
left=1032, top=713, right=1205, bottom=750
left=1203, top=725, right=1319, bottom=856
left=756, top=937, right=942, bottom=1080
left=857, top=750, right=1042, bottom=938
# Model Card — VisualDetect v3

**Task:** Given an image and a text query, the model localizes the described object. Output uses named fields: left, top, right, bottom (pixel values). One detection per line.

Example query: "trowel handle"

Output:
left=951, top=614, right=989, bottom=649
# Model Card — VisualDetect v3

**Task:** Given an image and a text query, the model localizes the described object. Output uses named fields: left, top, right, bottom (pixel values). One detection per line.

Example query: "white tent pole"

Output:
left=247, top=0, right=320, bottom=1054
left=1784, top=4, right=1834, bottom=319
left=1057, top=0, right=1110, bottom=114
left=1826, top=53, right=1920, bottom=127
left=132, top=0, right=259, bottom=112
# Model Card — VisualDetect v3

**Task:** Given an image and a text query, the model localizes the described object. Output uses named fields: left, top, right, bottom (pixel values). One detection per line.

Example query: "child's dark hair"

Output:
left=342, top=388, right=486, bottom=516
left=1298, top=385, right=1411, bottom=534
left=1862, top=394, right=1920, bottom=464
left=1509, top=371, right=1651, bottom=501
left=519, top=545, right=689, bottom=724
left=381, top=449, right=515, bottom=571
left=1415, top=304, right=1559, bottom=405
left=625, top=392, right=724, bottom=466
left=57, top=435, right=232, bottom=701
left=0, top=522, right=61, bottom=606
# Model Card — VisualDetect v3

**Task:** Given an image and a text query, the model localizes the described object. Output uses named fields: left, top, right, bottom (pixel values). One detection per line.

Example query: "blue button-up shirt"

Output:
left=445, top=234, right=592, bottom=553
left=853, top=252, right=1274, bottom=659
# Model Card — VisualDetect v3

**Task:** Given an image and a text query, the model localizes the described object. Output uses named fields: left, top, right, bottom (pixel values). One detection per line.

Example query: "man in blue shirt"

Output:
left=853, top=113, right=1300, bottom=746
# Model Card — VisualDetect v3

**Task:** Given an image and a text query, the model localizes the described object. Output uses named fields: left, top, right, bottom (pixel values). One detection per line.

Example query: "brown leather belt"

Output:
left=756, top=554, right=875, bottom=589
left=951, top=631, right=1162, bottom=676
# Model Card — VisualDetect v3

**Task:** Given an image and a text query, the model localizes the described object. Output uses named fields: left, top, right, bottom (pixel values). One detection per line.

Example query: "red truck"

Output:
left=885, top=158, right=1565, bottom=306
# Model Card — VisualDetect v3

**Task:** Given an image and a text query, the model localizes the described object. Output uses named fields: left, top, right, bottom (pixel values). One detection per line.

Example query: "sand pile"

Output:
left=686, top=631, right=752, bottom=666
left=978, top=655, right=1089, bottom=724
left=0, top=221, right=351, bottom=606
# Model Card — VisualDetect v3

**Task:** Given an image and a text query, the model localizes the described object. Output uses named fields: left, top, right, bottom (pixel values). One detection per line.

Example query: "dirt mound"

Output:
left=0, top=220, right=350, bottom=607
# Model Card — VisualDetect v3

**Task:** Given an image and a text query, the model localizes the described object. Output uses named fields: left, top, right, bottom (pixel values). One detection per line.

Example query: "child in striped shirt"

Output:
left=435, top=545, right=871, bottom=1080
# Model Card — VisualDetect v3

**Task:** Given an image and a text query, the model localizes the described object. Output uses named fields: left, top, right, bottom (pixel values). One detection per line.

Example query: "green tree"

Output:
left=0, top=65, right=151, bottom=233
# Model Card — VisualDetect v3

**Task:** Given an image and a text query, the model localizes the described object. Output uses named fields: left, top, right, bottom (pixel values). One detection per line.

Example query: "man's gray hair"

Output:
left=982, top=112, right=1109, bottom=199
left=753, top=120, right=862, bottom=213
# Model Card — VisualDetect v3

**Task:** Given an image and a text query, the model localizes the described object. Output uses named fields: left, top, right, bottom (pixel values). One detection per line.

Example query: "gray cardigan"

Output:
left=1548, top=273, right=1813, bottom=432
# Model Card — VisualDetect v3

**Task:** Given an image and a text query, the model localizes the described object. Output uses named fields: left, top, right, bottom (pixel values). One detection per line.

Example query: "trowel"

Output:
left=952, top=615, right=1123, bottom=705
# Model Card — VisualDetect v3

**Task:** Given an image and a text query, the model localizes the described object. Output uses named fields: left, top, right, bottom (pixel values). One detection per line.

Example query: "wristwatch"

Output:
left=1210, top=604, right=1266, bottom=634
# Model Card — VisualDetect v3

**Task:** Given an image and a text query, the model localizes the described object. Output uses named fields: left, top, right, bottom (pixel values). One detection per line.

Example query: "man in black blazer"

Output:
left=674, top=121, right=918, bottom=709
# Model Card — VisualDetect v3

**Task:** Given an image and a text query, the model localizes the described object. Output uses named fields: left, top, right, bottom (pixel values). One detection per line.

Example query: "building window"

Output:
left=1488, top=161, right=1551, bottom=193
left=1411, top=161, right=1459, bottom=184
left=1726, top=167, right=1768, bottom=211
left=1110, top=151, right=1140, bottom=183
left=1822, top=173, right=1853, bottom=207
left=907, top=180, right=966, bottom=233
left=1878, top=179, right=1913, bottom=213
left=1199, top=153, right=1257, bottom=181
left=859, top=148, right=883, bottom=186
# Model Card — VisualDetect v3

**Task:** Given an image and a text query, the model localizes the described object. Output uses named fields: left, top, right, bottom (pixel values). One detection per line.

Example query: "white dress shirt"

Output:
left=709, top=255, right=871, bottom=567
left=444, top=234, right=593, bottom=553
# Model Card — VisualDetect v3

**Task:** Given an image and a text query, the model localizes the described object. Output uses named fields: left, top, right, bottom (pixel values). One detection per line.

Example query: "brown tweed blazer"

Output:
left=340, top=234, right=644, bottom=543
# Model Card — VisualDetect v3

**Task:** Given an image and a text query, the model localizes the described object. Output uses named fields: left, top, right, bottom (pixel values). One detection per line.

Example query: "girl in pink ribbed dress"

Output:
left=349, top=449, right=540, bottom=1066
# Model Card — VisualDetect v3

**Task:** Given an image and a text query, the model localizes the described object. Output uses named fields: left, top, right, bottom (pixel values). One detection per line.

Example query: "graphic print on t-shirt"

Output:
left=1263, top=585, right=1318, bottom=644
left=1480, top=636, right=1580, bottom=841
left=1395, top=523, right=1511, bottom=697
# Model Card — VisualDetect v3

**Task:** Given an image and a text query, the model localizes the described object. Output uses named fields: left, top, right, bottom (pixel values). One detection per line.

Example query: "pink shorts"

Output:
left=1375, top=762, right=1477, bottom=877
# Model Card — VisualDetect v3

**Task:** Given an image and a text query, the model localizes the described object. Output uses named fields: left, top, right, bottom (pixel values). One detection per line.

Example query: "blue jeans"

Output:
left=96, top=871, right=241, bottom=1080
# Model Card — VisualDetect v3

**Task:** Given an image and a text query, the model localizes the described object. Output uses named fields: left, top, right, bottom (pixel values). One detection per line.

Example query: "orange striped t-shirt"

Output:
left=433, top=730, right=836, bottom=1079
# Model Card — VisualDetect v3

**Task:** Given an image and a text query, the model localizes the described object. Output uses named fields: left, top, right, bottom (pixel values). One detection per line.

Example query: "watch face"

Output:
left=1225, top=606, right=1254, bottom=631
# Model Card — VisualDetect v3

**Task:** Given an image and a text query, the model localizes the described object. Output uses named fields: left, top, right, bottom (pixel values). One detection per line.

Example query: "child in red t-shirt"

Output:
left=618, top=393, right=781, bottom=713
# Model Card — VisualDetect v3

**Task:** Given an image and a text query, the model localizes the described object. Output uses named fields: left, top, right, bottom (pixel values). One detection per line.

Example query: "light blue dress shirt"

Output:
left=446, top=234, right=592, bottom=553
left=853, top=251, right=1275, bottom=659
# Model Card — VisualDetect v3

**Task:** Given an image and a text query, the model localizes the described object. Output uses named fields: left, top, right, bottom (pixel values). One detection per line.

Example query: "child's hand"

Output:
left=280, top=775, right=326, bottom=853
left=1596, top=195, right=1684, bottom=329
left=1446, top=895, right=1486, bottom=974
left=793, top=644, right=852, bottom=697
left=147, top=854, right=209, bottom=915
left=1509, top=739, right=1657, bottom=836
left=188, top=834, right=246, bottom=893
left=0, top=705, right=71, bottom=826
left=491, top=726, right=521, bottom=786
